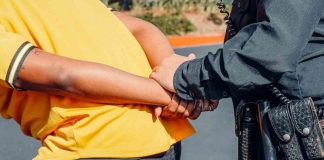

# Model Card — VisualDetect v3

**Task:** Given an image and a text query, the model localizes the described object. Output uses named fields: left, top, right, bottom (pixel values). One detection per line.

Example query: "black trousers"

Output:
left=81, top=141, right=181, bottom=160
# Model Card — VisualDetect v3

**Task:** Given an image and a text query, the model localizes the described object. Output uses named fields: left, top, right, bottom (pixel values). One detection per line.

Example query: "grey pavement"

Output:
left=0, top=43, right=238, bottom=160
left=174, top=43, right=221, bottom=58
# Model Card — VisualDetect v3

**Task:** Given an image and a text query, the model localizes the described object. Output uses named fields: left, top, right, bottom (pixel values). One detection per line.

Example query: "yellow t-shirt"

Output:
left=0, top=0, right=195, bottom=159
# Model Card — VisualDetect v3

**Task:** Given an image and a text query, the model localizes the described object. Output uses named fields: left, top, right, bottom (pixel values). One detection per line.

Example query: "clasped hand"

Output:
left=151, top=54, right=219, bottom=119
left=155, top=94, right=218, bottom=120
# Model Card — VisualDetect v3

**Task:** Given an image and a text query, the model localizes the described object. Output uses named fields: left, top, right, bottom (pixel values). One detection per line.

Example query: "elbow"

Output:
left=52, top=67, right=78, bottom=93
left=50, top=64, right=92, bottom=98
left=132, top=20, right=157, bottom=37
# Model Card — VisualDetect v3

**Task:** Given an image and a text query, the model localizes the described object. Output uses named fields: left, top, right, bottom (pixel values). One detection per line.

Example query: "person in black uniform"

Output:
left=151, top=0, right=324, bottom=122
left=151, top=0, right=324, bottom=159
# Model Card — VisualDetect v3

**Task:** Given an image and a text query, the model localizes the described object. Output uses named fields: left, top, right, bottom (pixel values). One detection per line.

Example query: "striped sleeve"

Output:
left=0, top=26, right=36, bottom=89
left=5, top=42, right=35, bottom=89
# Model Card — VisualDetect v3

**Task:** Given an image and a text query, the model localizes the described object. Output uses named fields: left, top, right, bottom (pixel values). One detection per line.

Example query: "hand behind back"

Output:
left=155, top=94, right=219, bottom=120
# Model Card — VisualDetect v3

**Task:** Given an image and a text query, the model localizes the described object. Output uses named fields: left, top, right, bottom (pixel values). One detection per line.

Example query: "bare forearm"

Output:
left=133, top=23, right=174, bottom=67
left=16, top=49, right=171, bottom=105
left=114, top=12, right=174, bottom=68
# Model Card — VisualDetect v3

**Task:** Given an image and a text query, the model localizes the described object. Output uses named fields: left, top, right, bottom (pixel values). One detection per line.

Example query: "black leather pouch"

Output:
left=268, top=103, right=304, bottom=160
left=268, top=98, right=324, bottom=160
left=289, top=98, right=324, bottom=159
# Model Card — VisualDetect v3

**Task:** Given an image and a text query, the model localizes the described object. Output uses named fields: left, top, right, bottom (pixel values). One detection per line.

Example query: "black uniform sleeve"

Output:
left=174, top=0, right=324, bottom=100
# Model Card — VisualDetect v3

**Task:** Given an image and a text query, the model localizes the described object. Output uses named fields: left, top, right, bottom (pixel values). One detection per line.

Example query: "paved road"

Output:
left=0, top=43, right=238, bottom=160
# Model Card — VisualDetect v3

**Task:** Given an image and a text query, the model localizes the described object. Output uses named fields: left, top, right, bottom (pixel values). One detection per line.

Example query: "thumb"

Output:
left=188, top=53, right=196, bottom=60
left=154, top=106, right=163, bottom=117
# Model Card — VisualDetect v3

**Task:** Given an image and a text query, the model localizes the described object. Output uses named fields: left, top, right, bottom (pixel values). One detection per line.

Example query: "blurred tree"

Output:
left=100, top=0, right=133, bottom=11
left=99, top=0, right=229, bottom=36
left=123, top=0, right=133, bottom=11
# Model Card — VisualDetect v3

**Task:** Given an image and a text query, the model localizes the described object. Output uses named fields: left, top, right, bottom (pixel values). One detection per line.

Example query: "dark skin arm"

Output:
left=13, top=12, right=174, bottom=106
left=13, top=12, right=210, bottom=119
left=16, top=48, right=171, bottom=106
left=113, top=12, right=174, bottom=68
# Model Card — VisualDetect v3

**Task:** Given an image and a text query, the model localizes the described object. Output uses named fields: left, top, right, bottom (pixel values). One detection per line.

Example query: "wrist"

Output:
left=148, top=79, right=172, bottom=105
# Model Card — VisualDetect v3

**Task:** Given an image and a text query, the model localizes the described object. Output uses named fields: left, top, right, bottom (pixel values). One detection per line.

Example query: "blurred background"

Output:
left=0, top=0, right=237, bottom=160
left=100, top=0, right=232, bottom=36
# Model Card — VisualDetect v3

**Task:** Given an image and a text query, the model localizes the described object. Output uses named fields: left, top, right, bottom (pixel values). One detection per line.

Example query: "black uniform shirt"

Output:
left=174, top=0, right=324, bottom=106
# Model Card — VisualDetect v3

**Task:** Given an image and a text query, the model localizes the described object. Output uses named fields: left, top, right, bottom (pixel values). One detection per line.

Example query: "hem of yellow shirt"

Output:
left=33, top=128, right=195, bottom=160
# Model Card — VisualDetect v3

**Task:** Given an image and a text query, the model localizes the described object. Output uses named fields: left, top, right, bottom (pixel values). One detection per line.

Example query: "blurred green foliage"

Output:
left=133, top=0, right=219, bottom=15
left=137, top=13, right=197, bottom=35
left=208, top=13, right=223, bottom=25
left=101, top=0, right=232, bottom=14
left=100, top=0, right=232, bottom=35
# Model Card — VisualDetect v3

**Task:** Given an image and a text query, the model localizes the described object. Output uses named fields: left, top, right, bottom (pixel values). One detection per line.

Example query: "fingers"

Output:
left=184, top=101, right=195, bottom=117
left=160, top=94, right=180, bottom=118
left=187, top=53, right=196, bottom=59
left=175, top=100, right=188, bottom=118
left=199, top=99, right=218, bottom=111
left=189, top=100, right=203, bottom=120
left=160, top=95, right=191, bottom=119
left=168, top=94, right=180, bottom=113
left=159, top=99, right=219, bottom=119
left=188, top=99, right=219, bottom=119
left=154, top=106, right=163, bottom=117
left=202, top=100, right=209, bottom=111
left=209, top=100, right=219, bottom=111
left=158, top=93, right=218, bottom=120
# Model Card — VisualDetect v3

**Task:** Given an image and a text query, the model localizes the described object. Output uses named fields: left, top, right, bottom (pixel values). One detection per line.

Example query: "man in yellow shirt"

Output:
left=0, top=0, right=218, bottom=159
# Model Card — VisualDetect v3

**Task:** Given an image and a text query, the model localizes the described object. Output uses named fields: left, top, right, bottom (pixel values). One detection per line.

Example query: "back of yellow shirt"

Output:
left=0, top=0, right=194, bottom=159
